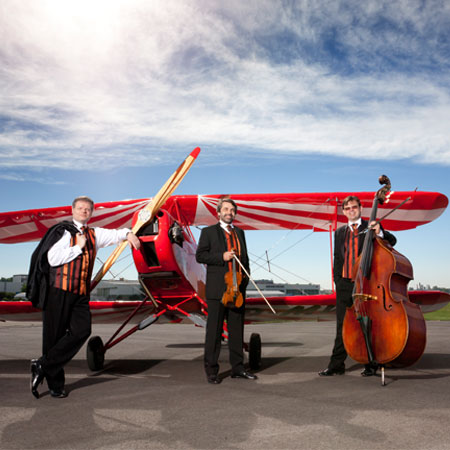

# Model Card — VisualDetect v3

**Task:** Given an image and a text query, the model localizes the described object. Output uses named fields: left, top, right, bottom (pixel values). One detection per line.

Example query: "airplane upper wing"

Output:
left=0, top=191, right=447, bottom=244
left=168, top=191, right=448, bottom=231
left=0, top=198, right=149, bottom=244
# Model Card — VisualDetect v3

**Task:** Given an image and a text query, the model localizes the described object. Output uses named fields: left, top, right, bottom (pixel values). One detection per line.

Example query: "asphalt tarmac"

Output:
left=1, top=320, right=450, bottom=450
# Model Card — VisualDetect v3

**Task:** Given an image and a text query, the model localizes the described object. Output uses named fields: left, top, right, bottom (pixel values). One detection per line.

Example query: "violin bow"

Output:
left=233, top=255, right=277, bottom=315
left=359, top=195, right=412, bottom=235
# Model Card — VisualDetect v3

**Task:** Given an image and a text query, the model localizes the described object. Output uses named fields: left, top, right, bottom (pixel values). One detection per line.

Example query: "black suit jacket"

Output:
left=196, top=223, right=250, bottom=300
left=333, top=219, right=397, bottom=285
left=26, top=221, right=79, bottom=309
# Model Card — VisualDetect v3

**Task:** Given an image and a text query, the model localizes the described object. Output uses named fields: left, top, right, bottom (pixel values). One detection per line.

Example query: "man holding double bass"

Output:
left=319, top=195, right=397, bottom=377
left=196, top=197, right=257, bottom=384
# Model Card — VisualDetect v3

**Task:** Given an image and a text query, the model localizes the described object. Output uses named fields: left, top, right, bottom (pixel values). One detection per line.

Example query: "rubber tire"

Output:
left=86, top=336, right=105, bottom=371
left=248, top=333, right=262, bottom=370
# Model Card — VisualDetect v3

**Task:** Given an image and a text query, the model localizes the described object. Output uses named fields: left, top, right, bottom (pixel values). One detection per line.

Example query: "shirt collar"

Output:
left=73, top=219, right=88, bottom=231
left=348, top=218, right=362, bottom=229
left=220, top=221, right=233, bottom=232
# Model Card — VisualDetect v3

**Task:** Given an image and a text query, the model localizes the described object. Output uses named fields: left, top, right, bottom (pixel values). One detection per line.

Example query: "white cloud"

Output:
left=0, top=171, right=66, bottom=184
left=1, top=0, right=449, bottom=172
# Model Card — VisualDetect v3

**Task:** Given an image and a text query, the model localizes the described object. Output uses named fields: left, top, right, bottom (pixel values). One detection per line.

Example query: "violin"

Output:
left=342, top=175, right=426, bottom=383
left=222, top=250, right=244, bottom=308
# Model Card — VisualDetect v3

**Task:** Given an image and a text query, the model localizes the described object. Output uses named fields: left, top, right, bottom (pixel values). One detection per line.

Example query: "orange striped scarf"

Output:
left=342, top=223, right=359, bottom=279
left=51, top=226, right=97, bottom=295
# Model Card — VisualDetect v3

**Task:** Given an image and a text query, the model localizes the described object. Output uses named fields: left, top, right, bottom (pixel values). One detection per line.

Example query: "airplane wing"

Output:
left=0, top=198, right=149, bottom=244
left=1, top=190, right=447, bottom=323
left=2, top=290, right=449, bottom=324
left=0, top=191, right=447, bottom=244
left=0, top=300, right=156, bottom=324
left=166, top=191, right=448, bottom=231
left=243, top=290, right=450, bottom=322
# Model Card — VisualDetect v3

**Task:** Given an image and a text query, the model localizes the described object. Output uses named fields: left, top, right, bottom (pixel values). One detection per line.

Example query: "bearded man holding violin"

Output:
left=319, top=195, right=397, bottom=378
left=196, top=197, right=257, bottom=384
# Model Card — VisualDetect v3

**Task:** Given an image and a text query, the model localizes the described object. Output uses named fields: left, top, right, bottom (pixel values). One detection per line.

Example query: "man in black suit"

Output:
left=196, top=197, right=257, bottom=384
left=28, top=196, right=140, bottom=398
left=319, top=195, right=397, bottom=377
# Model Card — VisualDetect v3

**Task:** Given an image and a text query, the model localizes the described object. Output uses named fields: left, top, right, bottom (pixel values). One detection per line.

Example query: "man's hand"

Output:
left=369, top=221, right=382, bottom=236
left=76, top=233, right=87, bottom=249
left=223, top=250, right=235, bottom=262
left=127, top=232, right=141, bottom=250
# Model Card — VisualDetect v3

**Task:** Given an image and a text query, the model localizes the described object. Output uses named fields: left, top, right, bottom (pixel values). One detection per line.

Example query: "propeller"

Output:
left=90, top=147, right=201, bottom=291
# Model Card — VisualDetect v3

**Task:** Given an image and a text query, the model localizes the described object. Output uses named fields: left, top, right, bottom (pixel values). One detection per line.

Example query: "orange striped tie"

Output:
left=343, top=223, right=359, bottom=279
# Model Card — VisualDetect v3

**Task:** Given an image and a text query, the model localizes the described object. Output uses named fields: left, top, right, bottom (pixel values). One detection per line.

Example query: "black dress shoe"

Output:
left=31, top=359, right=45, bottom=399
left=207, top=374, right=221, bottom=384
left=231, top=371, right=258, bottom=380
left=318, top=367, right=345, bottom=376
left=50, top=389, right=68, bottom=398
left=361, top=365, right=377, bottom=377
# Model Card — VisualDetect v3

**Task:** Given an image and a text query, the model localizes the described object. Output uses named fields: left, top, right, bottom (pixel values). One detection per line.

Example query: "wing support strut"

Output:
left=97, top=292, right=208, bottom=358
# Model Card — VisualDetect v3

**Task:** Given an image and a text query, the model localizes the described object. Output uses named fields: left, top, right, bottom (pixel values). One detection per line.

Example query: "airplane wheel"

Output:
left=248, top=333, right=262, bottom=370
left=86, top=336, right=105, bottom=371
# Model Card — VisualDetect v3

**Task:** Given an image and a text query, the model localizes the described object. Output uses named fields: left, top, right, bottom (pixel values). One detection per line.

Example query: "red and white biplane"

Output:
left=0, top=148, right=449, bottom=370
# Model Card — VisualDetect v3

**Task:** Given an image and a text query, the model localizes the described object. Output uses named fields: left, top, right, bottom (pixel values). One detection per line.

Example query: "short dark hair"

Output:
left=72, top=196, right=94, bottom=210
left=342, top=195, right=361, bottom=210
left=216, top=197, right=237, bottom=213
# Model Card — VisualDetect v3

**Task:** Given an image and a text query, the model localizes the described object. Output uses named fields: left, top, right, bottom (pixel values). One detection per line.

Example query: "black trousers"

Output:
left=204, top=298, right=245, bottom=376
left=40, top=287, right=91, bottom=390
left=328, top=279, right=354, bottom=370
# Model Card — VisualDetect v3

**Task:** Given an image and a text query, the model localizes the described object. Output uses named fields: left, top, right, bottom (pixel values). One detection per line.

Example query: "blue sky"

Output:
left=1, top=0, right=449, bottom=291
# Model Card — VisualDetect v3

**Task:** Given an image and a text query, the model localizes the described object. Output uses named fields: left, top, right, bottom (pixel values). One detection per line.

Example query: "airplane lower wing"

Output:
left=1, top=290, right=448, bottom=324
left=244, top=290, right=450, bottom=322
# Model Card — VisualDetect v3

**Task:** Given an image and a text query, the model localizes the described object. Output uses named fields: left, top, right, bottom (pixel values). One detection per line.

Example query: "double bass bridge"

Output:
left=352, top=293, right=377, bottom=302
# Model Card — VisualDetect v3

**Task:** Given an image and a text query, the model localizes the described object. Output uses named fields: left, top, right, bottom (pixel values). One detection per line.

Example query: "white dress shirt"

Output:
left=348, top=218, right=384, bottom=238
left=348, top=218, right=362, bottom=230
left=47, top=219, right=130, bottom=267
left=220, top=220, right=234, bottom=234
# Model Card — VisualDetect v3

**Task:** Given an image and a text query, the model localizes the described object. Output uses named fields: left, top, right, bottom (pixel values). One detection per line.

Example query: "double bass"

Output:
left=342, top=175, right=426, bottom=384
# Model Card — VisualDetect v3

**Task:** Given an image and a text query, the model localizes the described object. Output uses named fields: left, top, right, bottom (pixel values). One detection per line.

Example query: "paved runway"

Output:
left=1, top=320, right=450, bottom=450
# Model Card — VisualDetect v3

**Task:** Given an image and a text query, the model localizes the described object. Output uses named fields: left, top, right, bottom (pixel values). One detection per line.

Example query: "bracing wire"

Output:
left=249, top=252, right=314, bottom=285
left=251, top=197, right=334, bottom=266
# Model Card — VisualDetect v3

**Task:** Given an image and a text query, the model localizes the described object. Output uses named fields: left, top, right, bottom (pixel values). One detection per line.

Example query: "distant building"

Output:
left=0, top=274, right=27, bottom=294
left=91, top=279, right=144, bottom=300
left=92, top=278, right=321, bottom=300
left=2, top=275, right=321, bottom=300
left=247, top=279, right=321, bottom=298
left=1, top=274, right=145, bottom=300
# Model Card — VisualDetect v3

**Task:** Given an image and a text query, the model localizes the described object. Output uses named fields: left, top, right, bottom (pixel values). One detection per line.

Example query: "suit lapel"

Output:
left=214, top=223, right=227, bottom=253
left=358, top=220, right=368, bottom=253
left=338, top=226, right=346, bottom=258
